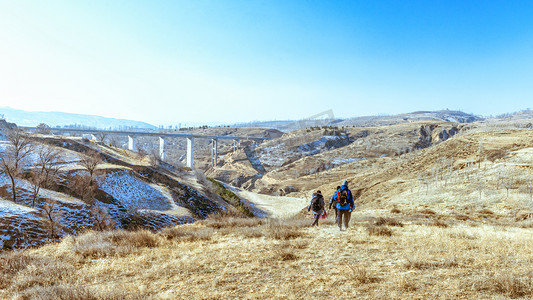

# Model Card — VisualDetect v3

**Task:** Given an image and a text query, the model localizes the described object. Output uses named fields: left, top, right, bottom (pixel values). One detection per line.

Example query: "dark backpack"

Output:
left=338, top=190, right=348, bottom=206
left=312, top=194, right=322, bottom=211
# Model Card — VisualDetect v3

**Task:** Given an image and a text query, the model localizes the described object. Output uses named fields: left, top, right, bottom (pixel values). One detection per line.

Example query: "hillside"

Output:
left=0, top=129, right=241, bottom=249
left=0, top=107, right=157, bottom=130
left=2, top=114, right=533, bottom=298
left=231, top=109, right=480, bottom=131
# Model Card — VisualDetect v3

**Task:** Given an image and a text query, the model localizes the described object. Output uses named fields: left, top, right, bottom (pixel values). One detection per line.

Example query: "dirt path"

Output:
left=228, top=187, right=309, bottom=218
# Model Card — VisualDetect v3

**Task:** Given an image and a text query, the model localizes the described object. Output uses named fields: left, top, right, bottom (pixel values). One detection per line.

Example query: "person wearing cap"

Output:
left=332, top=180, right=354, bottom=230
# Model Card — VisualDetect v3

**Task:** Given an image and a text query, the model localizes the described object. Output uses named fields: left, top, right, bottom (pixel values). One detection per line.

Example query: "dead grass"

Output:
left=3, top=213, right=533, bottom=299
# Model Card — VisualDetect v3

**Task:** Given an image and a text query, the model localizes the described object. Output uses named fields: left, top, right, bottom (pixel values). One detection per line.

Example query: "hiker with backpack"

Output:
left=333, top=180, right=354, bottom=231
left=307, top=190, right=325, bottom=226
left=328, top=186, right=341, bottom=224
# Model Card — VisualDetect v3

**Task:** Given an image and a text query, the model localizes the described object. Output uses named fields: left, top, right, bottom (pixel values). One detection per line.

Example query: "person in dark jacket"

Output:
left=329, top=186, right=341, bottom=224
left=308, top=190, right=325, bottom=226
left=332, top=180, right=354, bottom=231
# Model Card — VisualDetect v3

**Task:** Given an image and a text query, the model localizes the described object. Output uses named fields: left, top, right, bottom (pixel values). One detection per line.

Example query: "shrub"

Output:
left=267, top=219, right=305, bottom=240
left=275, top=249, right=299, bottom=261
left=375, top=217, right=403, bottom=227
left=419, top=209, right=436, bottom=215
left=202, top=214, right=265, bottom=229
left=430, top=219, right=449, bottom=228
left=159, top=226, right=214, bottom=242
left=367, top=225, right=393, bottom=237
left=454, top=214, right=470, bottom=221
left=346, top=264, right=380, bottom=284
left=390, top=208, right=401, bottom=214
left=113, top=230, right=159, bottom=248
left=207, top=178, right=254, bottom=217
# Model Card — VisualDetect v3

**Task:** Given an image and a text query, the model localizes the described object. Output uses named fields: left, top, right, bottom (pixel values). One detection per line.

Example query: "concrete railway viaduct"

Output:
left=23, top=127, right=269, bottom=169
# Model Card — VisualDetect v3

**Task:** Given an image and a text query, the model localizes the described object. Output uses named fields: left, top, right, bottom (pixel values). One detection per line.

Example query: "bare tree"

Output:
left=28, top=145, right=63, bottom=207
left=478, top=138, right=484, bottom=169
left=41, top=199, right=64, bottom=241
left=36, top=123, right=52, bottom=134
left=0, top=131, right=33, bottom=202
left=79, top=150, right=102, bottom=186
left=96, top=131, right=107, bottom=144
left=70, top=150, right=103, bottom=205
left=90, top=206, right=115, bottom=231
left=526, top=179, right=533, bottom=201
left=108, top=135, right=119, bottom=148
left=504, top=179, right=513, bottom=197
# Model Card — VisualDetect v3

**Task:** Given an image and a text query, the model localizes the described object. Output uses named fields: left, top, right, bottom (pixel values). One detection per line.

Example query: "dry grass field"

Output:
left=2, top=211, right=533, bottom=299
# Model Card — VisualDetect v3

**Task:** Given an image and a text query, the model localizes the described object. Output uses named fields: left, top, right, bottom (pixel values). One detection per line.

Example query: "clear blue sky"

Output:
left=1, top=1, right=532, bottom=126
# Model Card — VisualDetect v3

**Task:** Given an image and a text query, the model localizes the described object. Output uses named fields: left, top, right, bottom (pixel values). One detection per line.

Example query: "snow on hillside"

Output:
left=0, top=198, right=38, bottom=217
left=99, top=171, right=172, bottom=211
left=297, top=134, right=351, bottom=155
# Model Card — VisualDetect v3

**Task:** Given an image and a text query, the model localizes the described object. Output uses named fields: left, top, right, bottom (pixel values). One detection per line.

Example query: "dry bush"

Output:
left=367, top=225, right=393, bottom=237
left=202, top=214, right=265, bottom=229
left=18, top=284, right=145, bottom=300
left=235, top=226, right=264, bottom=238
left=419, top=208, right=436, bottom=215
left=515, top=212, right=532, bottom=221
left=429, top=219, right=449, bottom=228
left=390, top=208, right=401, bottom=214
left=0, top=251, right=35, bottom=275
left=10, top=257, right=73, bottom=292
left=375, top=217, right=404, bottom=227
left=454, top=214, right=471, bottom=221
left=72, top=230, right=160, bottom=259
left=404, top=256, right=458, bottom=270
left=473, top=274, right=533, bottom=298
left=72, top=237, right=114, bottom=259
left=394, top=275, right=417, bottom=292
left=159, top=226, right=214, bottom=242
left=486, top=149, right=509, bottom=162
left=90, top=206, right=116, bottom=231
left=267, top=219, right=305, bottom=240
left=448, top=231, right=478, bottom=240
left=113, top=230, right=159, bottom=248
left=478, top=208, right=494, bottom=216
left=346, top=264, right=380, bottom=284
left=519, top=220, right=533, bottom=228
left=274, top=249, right=299, bottom=261
left=490, top=275, right=533, bottom=298
left=0, top=252, right=37, bottom=289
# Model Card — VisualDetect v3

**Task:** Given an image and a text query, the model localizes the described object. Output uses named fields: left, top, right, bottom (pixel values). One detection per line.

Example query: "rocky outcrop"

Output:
left=414, top=124, right=460, bottom=150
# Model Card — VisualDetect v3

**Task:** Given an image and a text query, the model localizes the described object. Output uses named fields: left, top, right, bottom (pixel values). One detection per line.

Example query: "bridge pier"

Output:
left=128, top=135, right=136, bottom=151
left=211, top=138, right=218, bottom=167
left=187, top=137, right=194, bottom=169
left=159, top=137, right=166, bottom=161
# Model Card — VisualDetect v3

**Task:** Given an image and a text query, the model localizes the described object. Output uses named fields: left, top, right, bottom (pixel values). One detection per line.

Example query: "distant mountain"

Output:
left=233, top=110, right=482, bottom=131
left=0, top=107, right=157, bottom=130
left=334, top=110, right=482, bottom=127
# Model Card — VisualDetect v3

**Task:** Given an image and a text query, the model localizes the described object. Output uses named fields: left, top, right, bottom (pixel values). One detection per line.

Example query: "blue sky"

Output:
left=1, top=1, right=532, bottom=126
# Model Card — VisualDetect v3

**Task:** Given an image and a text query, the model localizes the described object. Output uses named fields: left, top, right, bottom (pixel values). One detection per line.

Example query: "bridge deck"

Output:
left=22, top=127, right=268, bottom=141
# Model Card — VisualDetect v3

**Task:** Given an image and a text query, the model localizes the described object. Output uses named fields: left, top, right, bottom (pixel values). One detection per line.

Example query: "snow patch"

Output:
left=99, top=171, right=172, bottom=211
